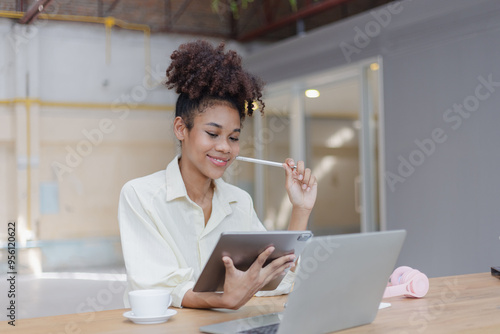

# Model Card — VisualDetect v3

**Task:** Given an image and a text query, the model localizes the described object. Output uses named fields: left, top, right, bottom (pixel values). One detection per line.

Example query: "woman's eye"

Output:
left=206, top=132, right=218, bottom=138
left=230, top=137, right=239, bottom=142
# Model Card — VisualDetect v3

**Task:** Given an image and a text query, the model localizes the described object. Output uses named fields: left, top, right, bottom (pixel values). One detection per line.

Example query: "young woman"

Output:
left=118, top=40, right=317, bottom=310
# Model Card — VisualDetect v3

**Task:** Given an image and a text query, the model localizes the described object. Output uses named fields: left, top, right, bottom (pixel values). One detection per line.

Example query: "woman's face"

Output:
left=180, top=104, right=241, bottom=181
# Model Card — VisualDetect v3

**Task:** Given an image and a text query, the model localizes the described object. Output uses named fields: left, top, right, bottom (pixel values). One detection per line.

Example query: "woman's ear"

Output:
left=173, top=116, right=187, bottom=141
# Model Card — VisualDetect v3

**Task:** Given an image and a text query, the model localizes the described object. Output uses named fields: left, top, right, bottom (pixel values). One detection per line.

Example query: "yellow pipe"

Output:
left=1, top=98, right=38, bottom=235
left=0, top=98, right=173, bottom=111
left=37, top=13, right=151, bottom=69
left=104, top=17, right=114, bottom=64
left=144, top=28, right=151, bottom=71
left=26, top=99, right=32, bottom=233
left=0, top=11, right=151, bottom=71
left=0, top=98, right=40, bottom=106
left=40, top=100, right=173, bottom=111
left=0, top=12, right=151, bottom=34
left=14, top=98, right=41, bottom=104
left=0, top=10, right=153, bottom=240
left=0, top=11, right=23, bottom=19
left=1, top=97, right=173, bottom=239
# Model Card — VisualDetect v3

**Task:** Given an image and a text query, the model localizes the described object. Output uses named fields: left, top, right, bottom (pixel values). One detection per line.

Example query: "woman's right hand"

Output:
left=220, top=246, right=296, bottom=310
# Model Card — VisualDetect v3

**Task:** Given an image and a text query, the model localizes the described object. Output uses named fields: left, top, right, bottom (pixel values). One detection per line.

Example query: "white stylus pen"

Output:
left=235, top=156, right=296, bottom=169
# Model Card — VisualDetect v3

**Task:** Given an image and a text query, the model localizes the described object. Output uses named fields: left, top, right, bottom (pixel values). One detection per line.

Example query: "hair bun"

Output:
left=166, top=40, right=264, bottom=117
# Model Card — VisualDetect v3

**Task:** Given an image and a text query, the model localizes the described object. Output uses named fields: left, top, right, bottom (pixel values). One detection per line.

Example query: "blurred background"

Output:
left=0, top=0, right=499, bottom=319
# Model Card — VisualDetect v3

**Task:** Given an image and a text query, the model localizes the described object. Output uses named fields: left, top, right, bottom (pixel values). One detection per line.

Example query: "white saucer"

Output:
left=123, top=309, right=177, bottom=324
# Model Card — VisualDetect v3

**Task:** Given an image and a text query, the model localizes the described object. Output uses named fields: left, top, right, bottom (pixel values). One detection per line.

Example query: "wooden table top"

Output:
left=2, top=272, right=499, bottom=333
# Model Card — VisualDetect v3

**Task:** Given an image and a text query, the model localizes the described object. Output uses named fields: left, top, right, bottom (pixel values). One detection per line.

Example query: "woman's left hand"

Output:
left=283, top=158, right=317, bottom=211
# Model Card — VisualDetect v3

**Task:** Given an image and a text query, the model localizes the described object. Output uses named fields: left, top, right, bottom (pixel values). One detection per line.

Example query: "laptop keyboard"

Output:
left=237, top=323, right=280, bottom=334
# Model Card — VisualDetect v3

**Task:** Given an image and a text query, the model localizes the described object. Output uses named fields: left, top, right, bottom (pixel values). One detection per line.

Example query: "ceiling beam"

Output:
left=238, top=0, right=263, bottom=34
left=98, top=0, right=103, bottom=17
left=16, top=0, right=25, bottom=12
left=98, top=0, right=122, bottom=17
left=171, top=0, right=193, bottom=24
left=161, top=26, right=229, bottom=39
left=105, top=0, right=122, bottom=16
left=264, top=0, right=282, bottom=24
left=19, top=0, right=54, bottom=24
left=238, top=0, right=352, bottom=42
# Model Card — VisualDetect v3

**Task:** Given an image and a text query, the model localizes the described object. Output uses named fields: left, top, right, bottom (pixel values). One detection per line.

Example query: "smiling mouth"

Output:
left=208, top=155, right=231, bottom=166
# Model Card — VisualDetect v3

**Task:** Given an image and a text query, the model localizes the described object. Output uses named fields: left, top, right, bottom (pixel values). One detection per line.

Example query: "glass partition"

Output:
left=305, top=77, right=361, bottom=234
left=251, top=59, right=383, bottom=233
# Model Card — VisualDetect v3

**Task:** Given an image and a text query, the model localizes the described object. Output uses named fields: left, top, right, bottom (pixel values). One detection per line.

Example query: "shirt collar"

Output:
left=165, top=155, right=238, bottom=209
left=165, top=155, right=188, bottom=201
left=213, top=178, right=237, bottom=215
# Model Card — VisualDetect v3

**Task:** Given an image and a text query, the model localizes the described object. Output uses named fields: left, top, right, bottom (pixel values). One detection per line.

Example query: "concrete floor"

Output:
left=10, top=266, right=128, bottom=319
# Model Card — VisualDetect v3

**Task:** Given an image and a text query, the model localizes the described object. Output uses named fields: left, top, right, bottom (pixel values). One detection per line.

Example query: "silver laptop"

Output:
left=200, top=230, right=406, bottom=334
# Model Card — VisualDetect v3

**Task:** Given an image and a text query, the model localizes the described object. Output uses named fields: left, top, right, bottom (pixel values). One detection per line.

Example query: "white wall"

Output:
left=383, top=15, right=500, bottom=277
left=244, top=0, right=500, bottom=277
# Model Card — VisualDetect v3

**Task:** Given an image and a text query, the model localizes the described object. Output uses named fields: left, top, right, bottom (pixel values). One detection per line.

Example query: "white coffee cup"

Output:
left=128, top=289, right=172, bottom=317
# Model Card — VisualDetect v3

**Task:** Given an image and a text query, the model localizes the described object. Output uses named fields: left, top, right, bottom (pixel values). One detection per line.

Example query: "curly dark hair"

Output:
left=165, top=40, right=265, bottom=129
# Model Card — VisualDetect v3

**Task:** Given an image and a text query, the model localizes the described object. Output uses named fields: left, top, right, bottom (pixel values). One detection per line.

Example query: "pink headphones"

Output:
left=383, top=266, right=429, bottom=298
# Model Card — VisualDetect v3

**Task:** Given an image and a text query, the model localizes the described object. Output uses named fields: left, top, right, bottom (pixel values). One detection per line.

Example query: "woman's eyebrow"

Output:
left=205, top=122, right=240, bottom=132
left=205, top=122, right=222, bottom=128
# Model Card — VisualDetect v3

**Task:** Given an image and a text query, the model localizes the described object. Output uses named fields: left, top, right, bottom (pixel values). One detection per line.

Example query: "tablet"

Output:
left=193, top=230, right=313, bottom=292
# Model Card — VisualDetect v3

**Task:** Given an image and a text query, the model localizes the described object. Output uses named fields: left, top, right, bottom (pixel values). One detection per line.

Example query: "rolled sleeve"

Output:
left=119, top=181, right=195, bottom=307
left=171, top=280, right=195, bottom=308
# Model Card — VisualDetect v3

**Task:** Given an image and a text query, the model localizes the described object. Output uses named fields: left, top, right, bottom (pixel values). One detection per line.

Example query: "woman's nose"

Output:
left=215, top=138, right=231, bottom=153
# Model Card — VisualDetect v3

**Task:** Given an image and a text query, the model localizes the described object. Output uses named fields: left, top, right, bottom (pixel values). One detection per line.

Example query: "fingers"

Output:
left=252, top=247, right=295, bottom=273
left=250, top=250, right=296, bottom=286
left=261, top=254, right=296, bottom=281
left=222, top=256, right=236, bottom=274
left=269, top=254, right=296, bottom=271
left=222, top=249, right=295, bottom=304
left=253, top=246, right=275, bottom=268
left=302, top=168, right=311, bottom=190
left=302, top=170, right=317, bottom=192
left=283, top=158, right=316, bottom=192
left=284, top=158, right=295, bottom=170
left=296, top=160, right=305, bottom=178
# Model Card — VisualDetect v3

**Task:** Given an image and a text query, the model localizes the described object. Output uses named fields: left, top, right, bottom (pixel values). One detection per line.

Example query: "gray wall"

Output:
left=244, top=0, right=500, bottom=277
